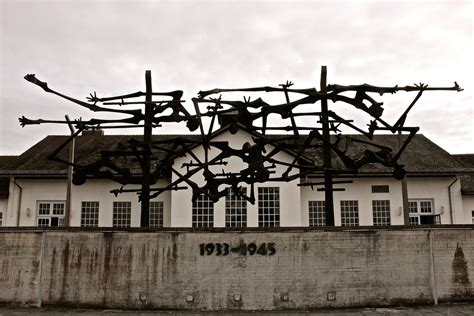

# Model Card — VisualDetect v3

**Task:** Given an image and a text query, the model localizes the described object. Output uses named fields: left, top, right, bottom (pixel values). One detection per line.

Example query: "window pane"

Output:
left=410, top=216, right=420, bottom=225
left=37, top=218, right=50, bottom=227
left=38, top=203, right=50, bottom=215
left=420, top=201, right=432, bottom=213
left=372, top=185, right=389, bottom=193
left=53, top=203, right=65, bottom=215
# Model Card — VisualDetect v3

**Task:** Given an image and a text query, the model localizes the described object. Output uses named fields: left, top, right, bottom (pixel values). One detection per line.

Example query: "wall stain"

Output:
left=126, top=245, right=133, bottom=305
left=451, top=243, right=473, bottom=300
left=60, top=241, right=70, bottom=302
left=102, top=232, right=113, bottom=306
left=49, top=247, right=56, bottom=301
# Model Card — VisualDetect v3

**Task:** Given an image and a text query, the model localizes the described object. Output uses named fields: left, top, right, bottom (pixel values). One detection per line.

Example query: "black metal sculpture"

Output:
left=20, top=66, right=462, bottom=227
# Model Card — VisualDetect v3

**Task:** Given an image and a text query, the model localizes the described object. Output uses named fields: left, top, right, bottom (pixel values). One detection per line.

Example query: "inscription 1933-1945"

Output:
left=199, top=242, right=276, bottom=256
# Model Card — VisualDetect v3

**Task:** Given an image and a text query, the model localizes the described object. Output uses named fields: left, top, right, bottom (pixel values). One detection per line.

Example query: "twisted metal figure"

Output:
left=20, top=67, right=462, bottom=226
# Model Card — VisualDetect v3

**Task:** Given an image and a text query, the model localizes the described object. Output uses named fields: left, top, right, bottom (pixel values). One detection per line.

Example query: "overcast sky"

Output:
left=0, top=0, right=472, bottom=155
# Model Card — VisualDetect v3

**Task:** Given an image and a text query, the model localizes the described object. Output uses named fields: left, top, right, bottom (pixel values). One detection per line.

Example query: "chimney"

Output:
left=218, top=110, right=239, bottom=128
left=81, top=129, right=104, bottom=136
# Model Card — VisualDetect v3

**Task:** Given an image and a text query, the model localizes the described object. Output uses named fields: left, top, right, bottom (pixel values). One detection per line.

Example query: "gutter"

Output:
left=10, top=176, right=23, bottom=227
left=448, top=177, right=458, bottom=224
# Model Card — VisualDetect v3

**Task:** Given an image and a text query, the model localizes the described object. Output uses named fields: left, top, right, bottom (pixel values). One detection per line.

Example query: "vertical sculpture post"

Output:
left=141, top=70, right=153, bottom=227
left=64, top=115, right=75, bottom=227
left=398, top=131, right=410, bottom=225
left=320, top=66, right=335, bottom=226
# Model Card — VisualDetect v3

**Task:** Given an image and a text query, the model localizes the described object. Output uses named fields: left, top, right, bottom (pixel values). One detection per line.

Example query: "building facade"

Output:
left=1, top=129, right=473, bottom=228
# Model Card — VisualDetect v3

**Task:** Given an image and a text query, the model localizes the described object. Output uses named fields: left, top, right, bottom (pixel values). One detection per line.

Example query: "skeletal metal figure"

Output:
left=20, top=67, right=462, bottom=226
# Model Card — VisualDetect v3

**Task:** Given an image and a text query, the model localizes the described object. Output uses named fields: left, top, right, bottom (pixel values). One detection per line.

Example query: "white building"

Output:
left=1, top=127, right=473, bottom=228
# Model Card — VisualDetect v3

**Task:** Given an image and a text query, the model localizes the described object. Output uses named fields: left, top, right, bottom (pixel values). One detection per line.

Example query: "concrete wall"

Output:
left=0, top=227, right=473, bottom=310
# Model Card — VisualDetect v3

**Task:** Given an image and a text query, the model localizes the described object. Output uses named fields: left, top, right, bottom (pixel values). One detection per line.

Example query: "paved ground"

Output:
left=0, top=303, right=474, bottom=315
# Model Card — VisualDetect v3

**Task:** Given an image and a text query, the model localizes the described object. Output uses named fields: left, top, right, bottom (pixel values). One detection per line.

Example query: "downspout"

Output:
left=10, top=176, right=23, bottom=227
left=448, top=177, right=458, bottom=224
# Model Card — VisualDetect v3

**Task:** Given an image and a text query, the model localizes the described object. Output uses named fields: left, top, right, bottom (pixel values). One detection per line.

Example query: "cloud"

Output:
left=1, top=0, right=472, bottom=154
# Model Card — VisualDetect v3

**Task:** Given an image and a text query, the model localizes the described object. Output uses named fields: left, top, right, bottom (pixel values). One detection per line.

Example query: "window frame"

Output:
left=408, top=199, right=434, bottom=225
left=149, top=201, right=164, bottom=228
left=372, top=200, right=391, bottom=226
left=340, top=200, right=359, bottom=226
left=192, top=193, right=214, bottom=228
left=258, top=187, right=280, bottom=227
left=112, top=201, right=132, bottom=228
left=81, top=201, right=100, bottom=227
left=36, top=200, right=66, bottom=227
left=308, top=200, right=326, bottom=227
left=225, top=188, right=247, bottom=228
left=371, top=185, right=390, bottom=193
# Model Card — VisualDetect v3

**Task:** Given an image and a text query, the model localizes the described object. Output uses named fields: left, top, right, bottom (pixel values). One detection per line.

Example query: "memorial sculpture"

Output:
left=20, top=67, right=462, bottom=226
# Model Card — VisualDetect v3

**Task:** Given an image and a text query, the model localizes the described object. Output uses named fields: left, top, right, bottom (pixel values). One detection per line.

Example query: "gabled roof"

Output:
left=0, top=134, right=201, bottom=177
left=0, top=132, right=469, bottom=178
left=453, top=154, right=474, bottom=195
left=0, top=155, right=19, bottom=171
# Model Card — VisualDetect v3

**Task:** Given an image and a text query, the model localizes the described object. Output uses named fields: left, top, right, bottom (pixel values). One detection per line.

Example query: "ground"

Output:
left=0, top=302, right=474, bottom=315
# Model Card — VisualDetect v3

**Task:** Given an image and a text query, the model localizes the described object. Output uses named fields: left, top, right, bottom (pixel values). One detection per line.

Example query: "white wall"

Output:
left=300, top=176, right=461, bottom=226
left=462, top=195, right=474, bottom=224
left=0, top=198, right=7, bottom=226
left=171, top=129, right=301, bottom=227
left=5, top=178, right=171, bottom=227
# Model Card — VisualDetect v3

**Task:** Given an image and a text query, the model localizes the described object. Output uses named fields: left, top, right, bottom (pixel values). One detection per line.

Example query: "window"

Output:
left=192, top=194, right=214, bottom=228
left=372, top=200, right=391, bottom=226
left=340, top=200, right=359, bottom=226
left=0, top=212, right=2, bottom=226
left=149, top=201, right=164, bottom=228
left=258, top=187, right=280, bottom=227
left=81, top=201, right=99, bottom=227
left=37, top=201, right=65, bottom=227
left=226, top=188, right=247, bottom=227
left=309, top=201, right=325, bottom=227
left=471, top=210, right=474, bottom=224
left=409, top=199, right=433, bottom=225
left=113, top=202, right=131, bottom=227
left=372, top=185, right=389, bottom=193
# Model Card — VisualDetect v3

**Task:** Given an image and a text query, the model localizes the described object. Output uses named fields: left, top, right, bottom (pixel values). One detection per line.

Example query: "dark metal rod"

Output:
left=103, top=100, right=185, bottom=105
left=64, top=115, right=75, bottom=227
left=321, top=66, right=335, bottom=226
left=317, top=188, right=345, bottom=192
left=140, top=71, right=153, bottom=227
left=298, top=180, right=353, bottom=186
